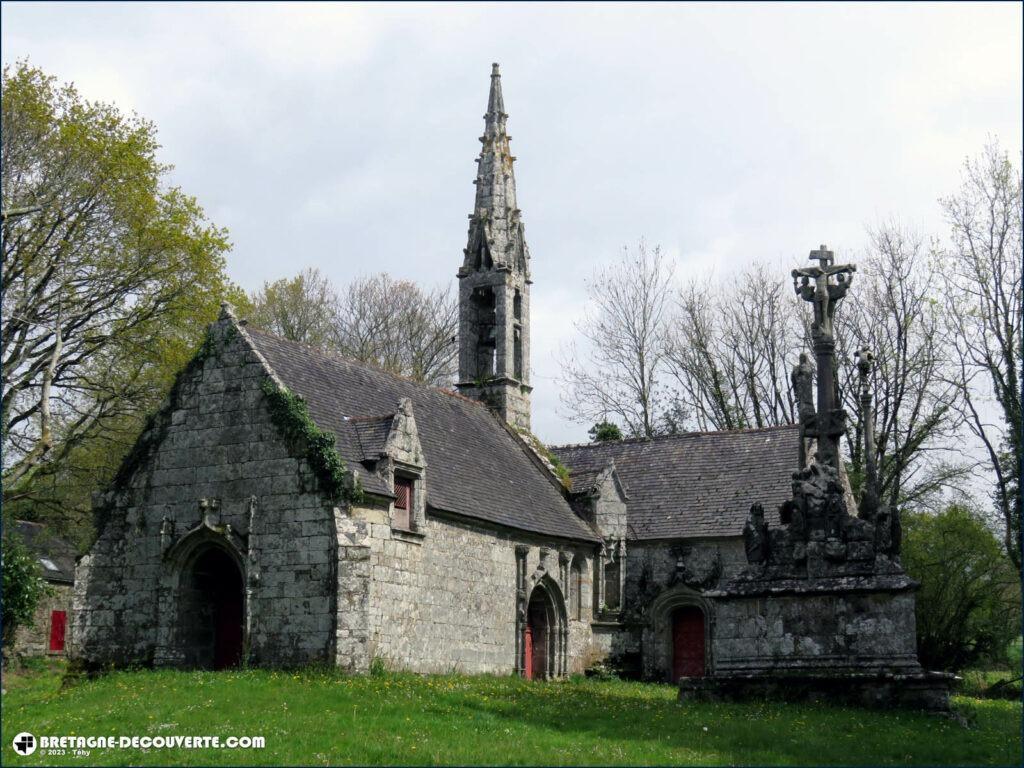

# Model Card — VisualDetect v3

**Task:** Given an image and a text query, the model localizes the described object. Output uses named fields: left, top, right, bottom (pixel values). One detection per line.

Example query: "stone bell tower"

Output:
left=456, top=63, right=532, bottom=431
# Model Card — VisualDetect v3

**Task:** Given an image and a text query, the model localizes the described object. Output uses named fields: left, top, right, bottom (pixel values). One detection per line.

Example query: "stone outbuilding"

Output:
left=11, top=520, right=76, bottom=657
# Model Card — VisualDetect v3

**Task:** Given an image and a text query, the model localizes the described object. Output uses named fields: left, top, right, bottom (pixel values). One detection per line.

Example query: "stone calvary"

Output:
left=70, top=65, right=948, bottom=709
left=681, top=246, right=951, bottom=709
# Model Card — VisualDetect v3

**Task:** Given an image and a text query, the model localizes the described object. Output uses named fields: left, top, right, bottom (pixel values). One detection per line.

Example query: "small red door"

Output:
left=49, top=610, right=67, bottom=652
left=671, top=607, right=705, bottom=680
left=524, top=624, right=534, bottom=680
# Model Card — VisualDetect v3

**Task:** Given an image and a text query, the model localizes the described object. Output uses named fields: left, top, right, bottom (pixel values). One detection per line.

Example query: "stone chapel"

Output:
left=72, top=65, right=939, bottom=705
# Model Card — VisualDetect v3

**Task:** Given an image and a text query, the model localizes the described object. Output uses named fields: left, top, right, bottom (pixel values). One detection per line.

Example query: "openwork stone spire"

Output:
left=462, top=63, right=530, bottom=278
left=456, top=64, right=533, bottom=431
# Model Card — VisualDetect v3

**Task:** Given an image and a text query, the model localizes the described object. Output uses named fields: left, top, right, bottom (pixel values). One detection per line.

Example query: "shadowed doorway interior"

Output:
left=525, top=588, right=550, bottom=680
left=178, top=546, right=244, bottom=670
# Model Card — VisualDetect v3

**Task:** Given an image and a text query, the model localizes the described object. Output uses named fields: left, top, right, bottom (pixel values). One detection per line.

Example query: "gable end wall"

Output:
left=71, top=318, right=367, bottom=669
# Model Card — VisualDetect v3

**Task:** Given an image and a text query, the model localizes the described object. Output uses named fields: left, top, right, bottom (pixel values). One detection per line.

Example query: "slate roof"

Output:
left=244, top=327, right=598, bottom=542
left=347, top=415, right=396, bottom=462
left=13, top=520, right=77, bottom=583
left=551, top=426, right=800, bottom=540
left=566, top=468, right=605, bottom=496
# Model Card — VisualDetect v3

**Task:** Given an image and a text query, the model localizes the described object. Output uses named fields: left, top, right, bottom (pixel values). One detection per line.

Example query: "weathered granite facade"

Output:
left=71, top=318, right=367, bottom=670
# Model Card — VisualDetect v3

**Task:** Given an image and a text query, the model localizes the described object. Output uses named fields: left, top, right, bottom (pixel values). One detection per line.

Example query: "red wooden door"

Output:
left=524, top=624, right=534, bottom=680
left=49, top=610, right=67, bottom=652
left=213, top=591, right=243, bottom=670
left=671, top=607, right=705, bottom=680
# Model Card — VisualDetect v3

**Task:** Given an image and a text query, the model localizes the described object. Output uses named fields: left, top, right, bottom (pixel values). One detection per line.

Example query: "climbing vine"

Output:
left=260, top=378, right=363, bottom=504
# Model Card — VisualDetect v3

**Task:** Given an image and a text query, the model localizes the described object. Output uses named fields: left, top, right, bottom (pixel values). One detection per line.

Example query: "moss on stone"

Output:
left=515, top=427, right=571, bottom=490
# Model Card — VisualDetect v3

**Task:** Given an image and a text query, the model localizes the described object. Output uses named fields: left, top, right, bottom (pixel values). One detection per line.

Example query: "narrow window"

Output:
left=472, top=288, right=497, bottom=379
left=571, top=560, right=583, bottom=621
left=49, top=610, right=67, bottom=652
left=603, top=560, right=620, bottom=611
left=514, top=327, right=523, bottom=380
left=394, top=478, right=414, bottom=530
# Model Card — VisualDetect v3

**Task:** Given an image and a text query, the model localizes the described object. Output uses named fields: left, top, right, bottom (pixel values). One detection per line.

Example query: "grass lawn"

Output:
left=1, top=661, right=1020, bottom=766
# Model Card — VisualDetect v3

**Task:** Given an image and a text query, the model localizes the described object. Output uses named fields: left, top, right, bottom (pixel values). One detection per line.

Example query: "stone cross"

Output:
left=791, top=244, right=856, bottom=469
left=809, top=244, right=834, bottom=269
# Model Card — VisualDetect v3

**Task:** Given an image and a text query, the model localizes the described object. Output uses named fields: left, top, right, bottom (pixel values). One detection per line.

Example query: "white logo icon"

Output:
left=12, top=732, right=37, bottom=755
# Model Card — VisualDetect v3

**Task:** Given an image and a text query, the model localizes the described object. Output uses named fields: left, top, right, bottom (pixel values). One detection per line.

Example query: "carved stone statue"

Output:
left=791, top=353, right=816, bottom=424
left=743, top=503, right=770, bottom=565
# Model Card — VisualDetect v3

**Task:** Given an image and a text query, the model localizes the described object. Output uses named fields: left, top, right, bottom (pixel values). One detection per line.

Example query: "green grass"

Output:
left=957, top=669, right=1022, bottom=699
left=1, top=662, right=1020, bottom=766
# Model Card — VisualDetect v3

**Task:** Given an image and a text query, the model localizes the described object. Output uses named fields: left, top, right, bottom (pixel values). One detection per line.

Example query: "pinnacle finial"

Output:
left=487, top=63, right=505, bottom=116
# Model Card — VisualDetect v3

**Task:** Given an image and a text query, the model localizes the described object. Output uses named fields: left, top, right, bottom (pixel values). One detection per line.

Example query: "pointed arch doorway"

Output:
left=178, top=545, right=245, bottom=670
left=521, top=577, right=567, bottom=680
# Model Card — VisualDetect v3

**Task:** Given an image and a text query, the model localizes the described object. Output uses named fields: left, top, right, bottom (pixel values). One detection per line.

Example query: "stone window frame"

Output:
left=595, top=538, right=626, bottom=621
left=390, top=463, right=426, bottom=540
left=569, top=557, right=584, bottom=622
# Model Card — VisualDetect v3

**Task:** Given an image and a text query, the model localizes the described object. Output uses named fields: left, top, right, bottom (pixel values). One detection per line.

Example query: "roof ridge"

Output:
left=243, top=323, right=485, bottom=409
left=549, top=423, right=799, bottom=451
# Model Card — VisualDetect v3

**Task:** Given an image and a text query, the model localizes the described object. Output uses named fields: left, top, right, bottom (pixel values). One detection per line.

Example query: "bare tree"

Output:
left=663, top=237, right=963, bottom=512
left=836, top=223, right=966, bottom=512
left=249, top=268, right=338, bottom=348
left=333, top=274, right=458, bottom=388
left=665, top=263, right=801, bottom=432
left=559, top=242, right=674, bottom=438
left=939, top=142, right=1022, bottom=569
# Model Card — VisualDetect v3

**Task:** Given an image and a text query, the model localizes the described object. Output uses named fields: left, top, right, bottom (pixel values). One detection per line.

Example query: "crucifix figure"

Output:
left=791, top=244, right=856, bottom=469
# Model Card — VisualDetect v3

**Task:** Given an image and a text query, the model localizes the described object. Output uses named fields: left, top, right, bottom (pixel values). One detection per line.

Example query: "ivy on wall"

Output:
left=259, top=378, right=363, bottom=504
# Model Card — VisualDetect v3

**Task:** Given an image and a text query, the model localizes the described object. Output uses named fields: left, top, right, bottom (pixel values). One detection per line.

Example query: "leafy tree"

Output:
left=1, top=63, right=240, bottom=545
left=902, top=504, right=1021, bottom=671
left=1, top=529, right=52, bottom=651
left=588, top=421, right=623, bottom=443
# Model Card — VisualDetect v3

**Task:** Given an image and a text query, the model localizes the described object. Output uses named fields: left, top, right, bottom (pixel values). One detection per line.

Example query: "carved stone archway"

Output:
left=516, top=569, right=568, bottom=679
left=644, top=585, right=713, bottom=682
left=155, top=523, right=249, bottom=669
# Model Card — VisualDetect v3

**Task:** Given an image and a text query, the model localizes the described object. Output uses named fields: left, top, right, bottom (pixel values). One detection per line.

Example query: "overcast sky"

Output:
left=3, top=2, right=1021, bottom=445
